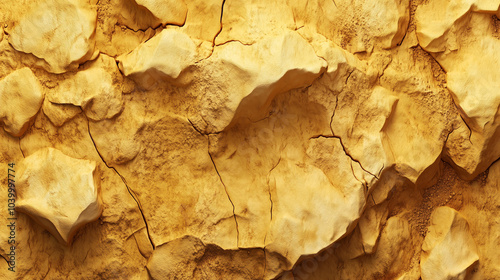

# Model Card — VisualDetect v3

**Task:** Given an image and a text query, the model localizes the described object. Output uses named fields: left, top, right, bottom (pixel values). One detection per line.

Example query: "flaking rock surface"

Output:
left=1, top=0, right=500, bottom=279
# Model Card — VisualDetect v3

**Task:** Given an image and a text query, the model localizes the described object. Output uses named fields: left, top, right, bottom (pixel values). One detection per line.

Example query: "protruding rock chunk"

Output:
left=421, top=206, right=479, bottom=280
left=8, top=0, right=98, bottom=73
left=199, top=30, right=327, bottom=132
left=17, top=148, right=103, bottom=245
left=0, top=67, right=43, bottom=137
left=49, top=69, right=123, bottom=121
left=117, top=29, right=196, bottom=88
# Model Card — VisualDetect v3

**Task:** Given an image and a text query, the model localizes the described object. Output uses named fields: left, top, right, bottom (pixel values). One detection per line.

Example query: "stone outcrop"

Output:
left=7, top=0, right=98, bottom=73
left=421, top=207, right=479, bottom=280
left=0, top=67, right=43, bottom=137
left=16, top=147, right=103, bottom=245
left=117, top=29, right=197, bottom=88
left=1, top=0, right=500, bottom=279
left=49, top=55, right=123, bottom=121
left=196, top=30, right=327, bottom=132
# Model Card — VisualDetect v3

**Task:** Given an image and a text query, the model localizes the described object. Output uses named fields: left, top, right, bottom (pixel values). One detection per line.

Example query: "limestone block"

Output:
left=421, top=207, right=479, bottom=280
left=8, top=0, right=98, bottom=73
left=117, top=29, right=197, bottom=88
left=0, top=67, right=43, bottom=137
left=199, top=30, right=326, bottom=132
left=16, top=147, right=103, bottom=245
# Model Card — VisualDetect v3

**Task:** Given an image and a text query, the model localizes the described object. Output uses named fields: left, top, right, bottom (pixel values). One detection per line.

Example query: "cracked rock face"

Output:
left=16, top=147, right=103, bottom=245
left=2, top=0, right=500, bottom=279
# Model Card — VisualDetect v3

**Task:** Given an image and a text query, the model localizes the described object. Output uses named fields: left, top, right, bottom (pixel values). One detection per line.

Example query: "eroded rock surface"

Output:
left=7, top=0, right=98, bottom=73
left=117, top=29, right=197, bottom=88
left=421, top=206, right=479, bottom=280
left=0, top=67, right=43, bottom=137
left=16, top=147, right=103, bottom=245
left=1, top=0, right=500, bottom=279
left=197, top=30, right=327, bottom=132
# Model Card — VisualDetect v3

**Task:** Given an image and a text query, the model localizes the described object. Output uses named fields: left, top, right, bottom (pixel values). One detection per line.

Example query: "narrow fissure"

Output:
left=311, top=134, right=379, bottom=180
left=208, top=149, right=240, bottom=248
left=212, top=0, right=226, bottom=47
left=84, top=114, right=155, bottom=250
left=18, top=138, right=25, bottom=158
left=267, top=157, right=281, bottom=222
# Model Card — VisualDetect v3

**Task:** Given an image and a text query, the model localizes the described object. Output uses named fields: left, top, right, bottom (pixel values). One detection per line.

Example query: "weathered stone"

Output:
left=421, top=206, right=479, bottom=280
left=49, top=55, right=123, bottom=121
left=135, top=0, right=187, bottom=26
left=197, top=30, right=326, bottom=132
left=0, top=67, right=43, bottom=137
left=16, top=147, right=103, bottom=245
left=2, top=0, right=500, bottom=279
left=117, top=29, right=197, bottom=88
left=8, top=0, right=98, bottom=73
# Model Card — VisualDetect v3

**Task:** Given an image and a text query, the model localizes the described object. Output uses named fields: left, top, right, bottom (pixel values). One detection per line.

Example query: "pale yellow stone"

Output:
left=42, top=101, right=82, bottom=127
left=0, top=67, right=43, bottom=137
left=215, top=0, right=296, bottom=45
left=265, top=137, right=366, bottom=264
left=421, top=207, right=479, bottom=280
left=288, top=0, right=410, bottom=52
left=3, top=0, right=500, bottom=278
left=49, top=59, right=123, bottom=121
left=117, top=29, right=197, bottom=88
left=180, top=0, right=224, bottom=42
left=16, top=147, right=103, bottom=245
left=198, top=30, right=326, bottom=132
left=135, top=0, right=187, bottom=26
left=8, top=0, right=98, bottom=73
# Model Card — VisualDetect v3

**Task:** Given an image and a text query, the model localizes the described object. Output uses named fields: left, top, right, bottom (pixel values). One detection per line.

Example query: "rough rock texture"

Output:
left=117, top=29, right=197, bottom=88
left=421, top=206, right=479, bottom=280
left=6, top=0, right=99, bottom=73
left=16, top=147, right=102, bottom=245
left=1, top=0, right=500, bottom=279
left=0, top=68, right=44, bottom=137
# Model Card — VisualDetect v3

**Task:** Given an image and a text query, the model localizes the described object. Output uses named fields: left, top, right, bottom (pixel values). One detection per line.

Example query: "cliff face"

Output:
left=0, top=0, right=500, bottom=279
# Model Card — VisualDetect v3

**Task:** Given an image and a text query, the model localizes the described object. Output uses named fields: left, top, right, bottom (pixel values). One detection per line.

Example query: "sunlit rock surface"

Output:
left=0, top=0, right=500, bottom=279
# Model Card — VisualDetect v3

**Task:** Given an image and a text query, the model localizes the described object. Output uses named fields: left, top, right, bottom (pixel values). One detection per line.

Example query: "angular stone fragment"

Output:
left=265, top=137, right=367, bottom=264
left=416, top=2, right=500, bottom=179
left=117, top=29, right=196, bottom=88
left=8, top=0, right=98, bottom=73
left=117, top=0, right=188, bottom=31
left=358, top=205, right=388, bottom=254
left=332, top=80, right=397, bottom=176
left=421, top=207, right=479, bottom=280
left=198, top=30, right=326, bottom=132
left=147, top=235, right=266, bottom=279
left=0, top=67, right=43, bottom=137
left=49, top=56, right=123, bottom=121
left=147, top=235, right=205, bottom=280
left=88, top=100, right=144, bottom=166
left=17, top=147, right=103, bottom=245
left=416, top=0, right=500, bottom=52
left=42, top=101, right=82, bottom=127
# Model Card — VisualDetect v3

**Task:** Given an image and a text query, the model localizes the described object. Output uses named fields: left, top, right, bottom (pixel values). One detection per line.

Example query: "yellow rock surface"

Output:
left=0, top=68, right=44, bottom=137
left=421, top=206, right=479, bottom=280
left=7, top=0, right=98, bottom=73
left=16, top=147, right=103, bottom=245
left=1, top=0, right=500, bottom=279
